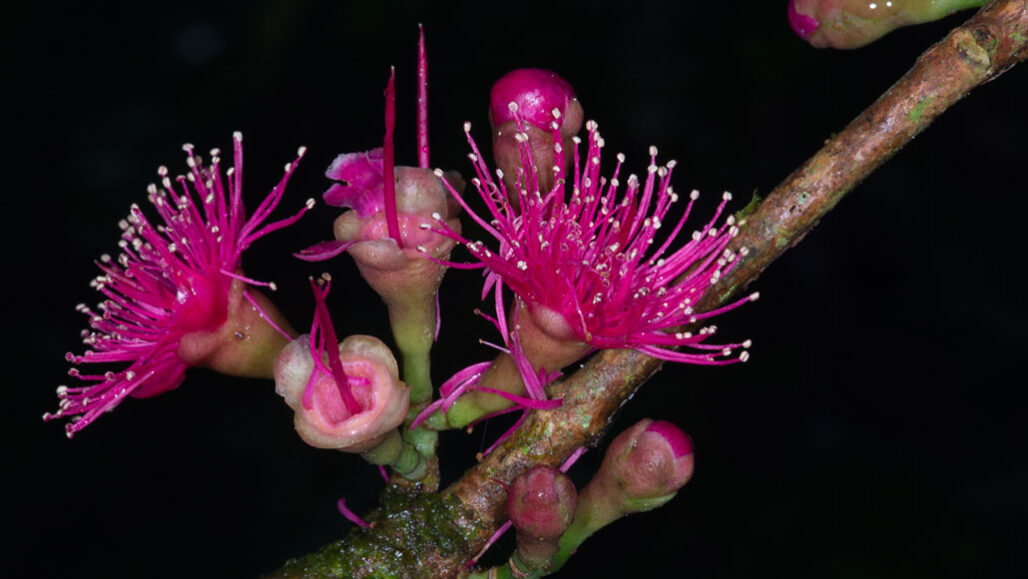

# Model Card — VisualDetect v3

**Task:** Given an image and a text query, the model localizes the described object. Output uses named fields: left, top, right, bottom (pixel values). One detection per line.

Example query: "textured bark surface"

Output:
left=267, top=2, right=1026, bottom=577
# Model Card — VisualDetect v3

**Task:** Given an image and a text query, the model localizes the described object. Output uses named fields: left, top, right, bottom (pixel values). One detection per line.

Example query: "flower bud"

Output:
left=508, top=465, right=578, bottom=541
left=550, top=419, right=696, bottom=571
left=489, top=69, right=584, bottom=198
left=507, top=465, right=578, bottom=573
left=789, top=0, right=985, bottom=49
left=599, top=419, right=695, bottom=507
left=274, top=334, right=409, bottom=452
left=571, top=419, right=694, bottom=538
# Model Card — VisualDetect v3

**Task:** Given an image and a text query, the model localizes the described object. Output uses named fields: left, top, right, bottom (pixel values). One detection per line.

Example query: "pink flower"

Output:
left=433, top=114, right=756, bottom=367
left=45, top=133, right=311, bottom=437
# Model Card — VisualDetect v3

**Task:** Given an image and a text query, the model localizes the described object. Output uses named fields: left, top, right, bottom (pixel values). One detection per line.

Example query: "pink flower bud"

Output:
left=489, top=69, right=584, bottom=199
left=489, top=69, right=578, bottom=131
left=507, top=466, right=578, bottom=541
left=599, top=418, right=695, bottom=505
left=274, top=334, right=409, bottom=452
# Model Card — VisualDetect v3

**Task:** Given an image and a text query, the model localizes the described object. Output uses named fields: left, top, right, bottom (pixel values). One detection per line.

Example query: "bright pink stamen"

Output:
left=416, top=24, right=429, bottom=169
left=309, top=278, right=360, bottom=415
left=382, top=68, right=402, bottom=247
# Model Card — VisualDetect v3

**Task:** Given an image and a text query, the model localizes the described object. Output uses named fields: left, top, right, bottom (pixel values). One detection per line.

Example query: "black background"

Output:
left=9, top=1, right=1026, bottom=577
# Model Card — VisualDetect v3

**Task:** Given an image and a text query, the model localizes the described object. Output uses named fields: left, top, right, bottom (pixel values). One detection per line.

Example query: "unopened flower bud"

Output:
left=549, top=419, right=696, bottom=572
left=789, top=0, right=985, bottom=49
left=508, top=465, right=578, bottom=541
left=599, top=419, right=695, bottom=508
left=507, top=465, right=578, bottom=574
left=489, top=69, right=584, bottom=198
left=274, top=334, right=409, bottom=453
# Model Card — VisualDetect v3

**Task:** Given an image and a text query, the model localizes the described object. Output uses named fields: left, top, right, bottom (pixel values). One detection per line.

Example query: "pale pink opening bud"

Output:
left=274, top=334, right=409, bottom=452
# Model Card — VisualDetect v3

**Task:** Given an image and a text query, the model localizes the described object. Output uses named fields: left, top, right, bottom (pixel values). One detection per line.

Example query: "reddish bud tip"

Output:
left=490, top=69, right=577, bottom=130
left=645, top=420, right=694, bottom=459
left=508, top=465, right=578, bottom=541
left=788, top=0, right=820, bottom=39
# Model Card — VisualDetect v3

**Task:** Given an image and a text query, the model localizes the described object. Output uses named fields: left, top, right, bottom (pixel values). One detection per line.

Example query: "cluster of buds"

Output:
left=485, top=419, right=696, bottom=576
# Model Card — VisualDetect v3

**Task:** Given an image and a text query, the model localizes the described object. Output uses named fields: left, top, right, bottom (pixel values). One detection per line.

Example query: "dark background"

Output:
left=9, top=1, right=1026, bottom=577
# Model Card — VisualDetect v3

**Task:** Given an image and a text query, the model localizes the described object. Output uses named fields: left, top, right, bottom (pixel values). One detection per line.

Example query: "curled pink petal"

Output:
left=323, top=149, right=386, bottom=216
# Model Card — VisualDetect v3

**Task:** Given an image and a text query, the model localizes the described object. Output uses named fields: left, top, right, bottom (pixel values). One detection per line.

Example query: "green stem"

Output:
left=361, top=429, right=427, bottom=480
left=388, top=295, right=436, bottom=405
